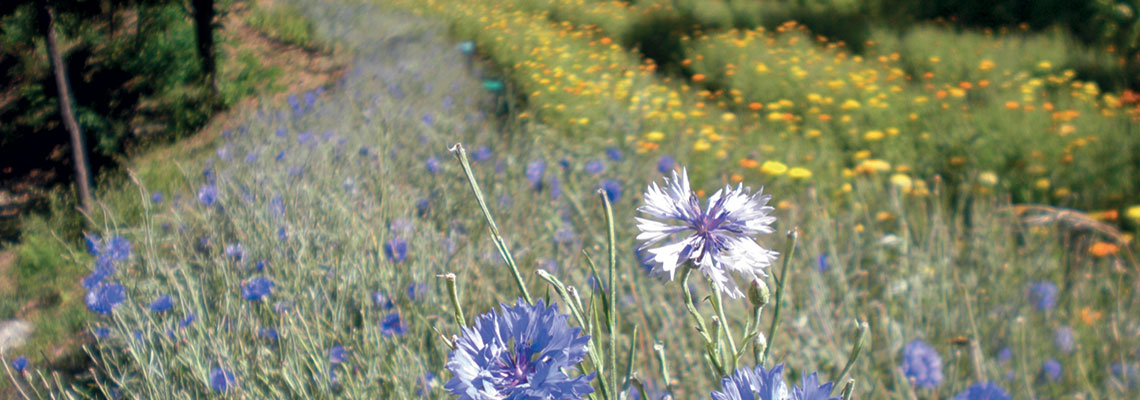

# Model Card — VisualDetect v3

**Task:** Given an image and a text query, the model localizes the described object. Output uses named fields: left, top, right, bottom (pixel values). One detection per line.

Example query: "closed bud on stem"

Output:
left=748, top=279, right=770, bottom=308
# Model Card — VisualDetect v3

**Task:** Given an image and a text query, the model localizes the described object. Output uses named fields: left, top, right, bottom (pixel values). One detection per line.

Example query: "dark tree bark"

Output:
left=191, top=0, right=216, bottom=87
left=38, top=0, right=94, bottom=213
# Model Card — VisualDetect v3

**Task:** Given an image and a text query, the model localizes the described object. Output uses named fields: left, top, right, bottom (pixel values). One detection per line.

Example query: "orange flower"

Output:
left=1089, top=209, right=1119, bottom=221
left=1089, top=241, right=1120, bottom=257
left=748, top=102, right=764, bottom=111
left=692, top=74, right=706, bottom=83
left=739, top=158, right=759, bottom=169
left=959, top=81, right=973, bottom=90
left=1004, top=101, right=1020, bottom=110
left=1079, top=306, right=1104, bottom=325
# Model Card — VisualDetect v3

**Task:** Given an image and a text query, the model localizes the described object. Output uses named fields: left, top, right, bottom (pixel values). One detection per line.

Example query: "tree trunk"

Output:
left=39, top=0, right=94, bottom=213
left=191, top=0, right=216, bottom=88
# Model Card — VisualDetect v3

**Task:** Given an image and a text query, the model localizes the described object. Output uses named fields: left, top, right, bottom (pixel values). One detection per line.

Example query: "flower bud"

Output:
left=748, top=279, right=770, bottom=308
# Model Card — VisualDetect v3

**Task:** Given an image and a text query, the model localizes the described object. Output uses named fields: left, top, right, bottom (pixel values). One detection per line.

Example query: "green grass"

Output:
left=247, top=3, right=320, bottom=49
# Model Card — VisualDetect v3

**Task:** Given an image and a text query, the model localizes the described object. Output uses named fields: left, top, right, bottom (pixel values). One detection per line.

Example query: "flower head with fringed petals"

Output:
left=637, top=168, right=778, bottom=298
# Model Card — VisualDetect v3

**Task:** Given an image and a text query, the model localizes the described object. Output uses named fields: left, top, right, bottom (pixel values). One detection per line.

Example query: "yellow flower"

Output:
left=1038, top=61, right=1052, bottom=70
left=760, top=161, right=788, bottom=176
left=1125, top=205, right=1140, bottom=221
left=978, top=59, right=995, bottom=71
left=840, top=99, right=861, bottom=110
left=721, top=112, right=736, bottom=122
left=855, top=159, right=891, bottom=174
left=864, top=130, right=885, bottom=141
left=806, top=129, right=822, bottom=138
left=693, top=139, right=711, bottom=151
left=788, top=167, right=812, bottom=179
left=645, top=131, right=665, bottom=141
left=890, top=174, right=913, bottom=191
left=978, top=171, right=999, bottom=186
left=1035, top=178, right=1051, bottom=190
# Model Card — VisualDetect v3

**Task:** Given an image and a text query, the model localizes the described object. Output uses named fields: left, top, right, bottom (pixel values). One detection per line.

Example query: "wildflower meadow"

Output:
left=3, top=0, right=1140, bottom=399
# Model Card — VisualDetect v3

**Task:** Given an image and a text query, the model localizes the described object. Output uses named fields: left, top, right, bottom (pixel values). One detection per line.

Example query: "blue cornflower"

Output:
left=636, top=168, right=778, bottom=298
left=445, top=299, right=594, bottom=399
left=278, top=226, right=288, bottom=241
left=259, top=328, right=279, bottom=341
left=416, top=199, right=431, bottom=217
left=1054, top=326, right=1074, bottom=353
left=657, top=156, right=675, bottom=174
left=180, top=313, right=196, bottom=328
left=86, top=281, right=127, bottom=315
left=12, top=356, right=27, bottom=373
left=816, top=254, right=829, bottom=272
left=198, top=184, right=218, bottom=207
left=1027, top=282, right=1058, bottom=311
left=902, top=340, right=944, bottom=389
left=106, top=236, right=131, bottom=261
left=793, top=372, right=841, bottom=400
left=426, top=156, right=441, bottom=173
left=149, top=295, right=173, bottom=313
left=328, top=345, right=349, bottom=365
left=152, top=192, right=164, bottom=204
left=225, top=243, right=245, bottom=262
left=385, top=238, right=408, bottom=263
left=422, top=114, right=433, bottom=125
left=601, top=180, right=622, bottom=202
left=276, top=128, right=287, bottom=138
left=1041, top=359, right=1062, bottom=382
left=526, top=159, right=546, bottom=190
left=92, top=326, right=112, bottom=339
left=210, top=367, right=237, bottom=393
left=585, top=159, right=605, bottom=174
left=953, top=382, right=1010, bottom=400
left=472, top=146, right=492, bottom=162
left=81, top=256, right=115, bottom=289
left=381, top=312, right=407, bottom=337
left=710, top=364, right=788, bottom=400
left=242, top=277, right=274, bottom=301
left=606, top=147, right=624, bottom=162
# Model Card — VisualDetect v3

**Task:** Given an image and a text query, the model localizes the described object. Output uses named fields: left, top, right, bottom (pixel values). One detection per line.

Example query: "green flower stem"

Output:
left=710, top=280, right=739, bottom=372
left=599, top=189, right=619, bottom=395
left=438, top=273, right=465, bottom=327
left=449, top=143, right=532, bottom=305
left=679, top=265, right=726, bottom=376
left=536, top=270, right=612, bottom=400
left=832, top=321, right=868, bottom=395
left=761, top=229, right=798, bottom=366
